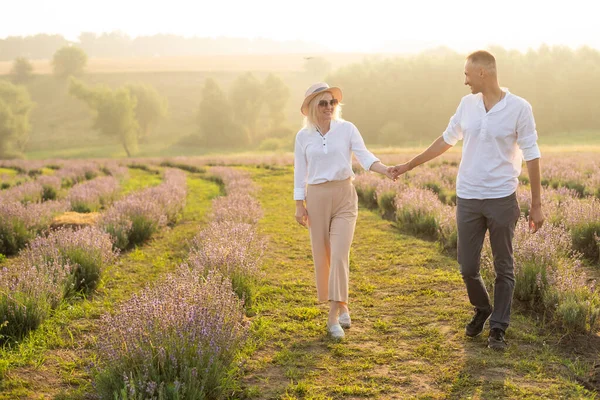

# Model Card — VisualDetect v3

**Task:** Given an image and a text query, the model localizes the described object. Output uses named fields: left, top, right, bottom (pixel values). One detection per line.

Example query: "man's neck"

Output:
left=482, top=85, right=504, bottom=112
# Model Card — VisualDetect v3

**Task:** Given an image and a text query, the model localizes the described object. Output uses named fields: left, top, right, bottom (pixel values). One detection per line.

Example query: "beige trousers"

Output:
left=306, top=178, right=358, bottom=303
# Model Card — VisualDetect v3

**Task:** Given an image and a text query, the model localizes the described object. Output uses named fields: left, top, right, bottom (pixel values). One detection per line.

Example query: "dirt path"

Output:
left=242, top=166, right=596, bottom=399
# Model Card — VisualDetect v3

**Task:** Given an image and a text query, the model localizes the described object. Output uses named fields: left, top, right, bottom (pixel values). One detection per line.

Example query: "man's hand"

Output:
left=388, top=163, right=410, bottom=180
left=529, top=204, right=544, bottom=233
left=384, top=167, right=397, bottom=181
left=295, top=204, right=309, bottom=227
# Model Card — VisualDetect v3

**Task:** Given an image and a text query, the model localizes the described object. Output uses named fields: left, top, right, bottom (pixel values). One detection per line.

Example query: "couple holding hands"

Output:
left=293, top=50, right=545, bottom=350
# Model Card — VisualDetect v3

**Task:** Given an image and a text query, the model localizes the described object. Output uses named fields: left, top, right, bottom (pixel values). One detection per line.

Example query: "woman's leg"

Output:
left=328, top=183, right=358, bottom=318
left=306, top=184, right=332, bottom=303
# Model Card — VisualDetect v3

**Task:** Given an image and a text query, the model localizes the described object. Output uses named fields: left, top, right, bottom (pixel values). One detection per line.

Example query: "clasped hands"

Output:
left=385, top=162, right=410, bottom=181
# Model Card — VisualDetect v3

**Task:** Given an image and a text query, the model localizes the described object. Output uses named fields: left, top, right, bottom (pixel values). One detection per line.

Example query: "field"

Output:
left=1, top=149, right=599, bottom=399
left=2, top=53, right=600, bottom=160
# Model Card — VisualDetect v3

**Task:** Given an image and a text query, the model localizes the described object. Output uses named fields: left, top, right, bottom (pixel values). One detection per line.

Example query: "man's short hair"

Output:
left=466, top=50, right=497, bottom=73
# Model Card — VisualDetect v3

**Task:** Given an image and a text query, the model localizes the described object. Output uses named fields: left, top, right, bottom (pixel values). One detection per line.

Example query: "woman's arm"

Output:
left=294, top=134, right=309, bottom=227
left=389, top=135, right=452, bottom=177
left=349, top=123, right=394, bottom=179
left=370, top=161, right=395, bottom=180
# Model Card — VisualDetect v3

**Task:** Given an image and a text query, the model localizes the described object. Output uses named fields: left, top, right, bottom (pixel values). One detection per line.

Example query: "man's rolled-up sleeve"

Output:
left=516, top=102, right=541, bottom=161
left=442, top=100, right=464, bottom=146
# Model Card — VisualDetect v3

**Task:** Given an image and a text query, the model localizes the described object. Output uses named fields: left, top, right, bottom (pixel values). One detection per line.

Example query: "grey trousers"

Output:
left=456, top=192, right=520, bottom=331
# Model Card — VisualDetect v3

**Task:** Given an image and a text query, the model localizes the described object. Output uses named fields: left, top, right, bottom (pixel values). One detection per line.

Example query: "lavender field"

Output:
left=0, top=152, right=599, bottom=399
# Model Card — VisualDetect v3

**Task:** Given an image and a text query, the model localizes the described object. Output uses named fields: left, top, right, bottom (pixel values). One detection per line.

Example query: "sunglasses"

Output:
left=318, top=99, right=339, bottom=107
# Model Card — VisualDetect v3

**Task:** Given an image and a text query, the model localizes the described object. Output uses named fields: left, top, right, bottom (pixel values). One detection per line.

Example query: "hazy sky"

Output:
left=3, top=0, right=599, bottom=53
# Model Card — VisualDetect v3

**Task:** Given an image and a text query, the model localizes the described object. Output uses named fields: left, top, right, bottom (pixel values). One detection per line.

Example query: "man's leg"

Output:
left=457, top=197, right=491, bottom=309
left=484, top=193, right=520, bottom=332
left=457, top=196, right=492, bottom=337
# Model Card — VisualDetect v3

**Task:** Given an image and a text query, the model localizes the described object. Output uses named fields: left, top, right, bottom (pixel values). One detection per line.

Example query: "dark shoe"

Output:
left=488, top=328, right=508, bottom=350
left=465, top=306, right=492, bottom=337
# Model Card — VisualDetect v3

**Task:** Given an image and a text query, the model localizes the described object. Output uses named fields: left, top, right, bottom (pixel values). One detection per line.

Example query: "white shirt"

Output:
left=294, top=120, right=379, bottom=200
left=442, top=89, right=541, bottom=199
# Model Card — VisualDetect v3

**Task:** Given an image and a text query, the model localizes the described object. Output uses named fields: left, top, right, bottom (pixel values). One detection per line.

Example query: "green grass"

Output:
left=0, top=169, right=221, bottom=399
left=1, top=164, right=599, bottom=399
left=240, top=165, right=598, bottom=399
left=119, top=167, right=163, bottom=195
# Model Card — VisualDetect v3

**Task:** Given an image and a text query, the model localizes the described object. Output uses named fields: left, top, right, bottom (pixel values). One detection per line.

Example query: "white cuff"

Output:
left=522, top=143, right=541, bottom=161
left=294, top=188, right=306, bottom=201
left=442, top=131, right=458, bottom=146
left=364, top=156, right=380, bottom=171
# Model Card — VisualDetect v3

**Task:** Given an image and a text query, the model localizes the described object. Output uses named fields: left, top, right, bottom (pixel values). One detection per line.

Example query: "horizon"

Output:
left=3, top=0, right=599, bottom=53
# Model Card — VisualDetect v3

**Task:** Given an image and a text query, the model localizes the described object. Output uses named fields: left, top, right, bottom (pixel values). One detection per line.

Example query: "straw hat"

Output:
left=300, top=82, right=343, bottom=116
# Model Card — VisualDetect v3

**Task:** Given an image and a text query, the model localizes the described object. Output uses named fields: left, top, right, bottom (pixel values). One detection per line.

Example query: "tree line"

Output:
left=3, top=44, right=600, bottom=158
left=327, top=45, right=600, bottom=145
left=0, top=32, right=325, bottom=61
left=1, top=45, right=293, bottom=157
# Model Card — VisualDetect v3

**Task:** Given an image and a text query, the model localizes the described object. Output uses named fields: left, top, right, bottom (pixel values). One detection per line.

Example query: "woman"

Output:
left=294, top=82, right=393, bottom=339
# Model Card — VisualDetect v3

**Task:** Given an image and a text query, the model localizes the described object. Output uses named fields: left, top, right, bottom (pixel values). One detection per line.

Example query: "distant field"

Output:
left=0, top=52, right=598, bottom=159
left=0, top=53, right=391, bottom=74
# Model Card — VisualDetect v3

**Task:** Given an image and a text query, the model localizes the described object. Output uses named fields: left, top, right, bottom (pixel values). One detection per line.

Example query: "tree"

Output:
left=197, top=78, right=248, bottom=148
left=52, top=46, right=88, bottom=78
left=125, top=83, right=168, bottom=143
left=0, top=81, right=34, bottom=158
left=262, top=74, right=290, bottom=129
left=69, top=79, right=139, bottom=157
left=229, top=73, right=264, bottom=145
left=10, top=57, right=33, bottom=84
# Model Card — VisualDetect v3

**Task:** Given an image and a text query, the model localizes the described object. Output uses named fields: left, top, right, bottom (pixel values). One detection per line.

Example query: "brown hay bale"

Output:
left=51, top=211, right=100, bottom=229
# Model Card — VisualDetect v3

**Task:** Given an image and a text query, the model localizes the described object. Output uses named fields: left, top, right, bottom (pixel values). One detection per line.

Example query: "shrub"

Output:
left=21, top=226, right=117, bottom=295
left=188, top=221, right=264, bottom=307
left=95, top=269, right=248, bottom=399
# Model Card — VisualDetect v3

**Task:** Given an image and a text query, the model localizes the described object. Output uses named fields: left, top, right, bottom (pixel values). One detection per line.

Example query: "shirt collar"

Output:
left=477, top=88, right=510, bottom=113
left=313, top=119, right=338, bottom=134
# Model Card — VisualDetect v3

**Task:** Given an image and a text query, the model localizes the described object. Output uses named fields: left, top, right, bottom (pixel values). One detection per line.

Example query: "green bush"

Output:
left=0, top=219, right=34, bottom=256
left=377, top=191, right=396, bottom=220
left=41, top=185, right=57, bottom=201
left=570, top=222, right=600, bottom=263
left=0, top=291, right=51, bottom=343
left=356, top=186, right=378, bottom=210
left=396, top=209, right=438, bottom=239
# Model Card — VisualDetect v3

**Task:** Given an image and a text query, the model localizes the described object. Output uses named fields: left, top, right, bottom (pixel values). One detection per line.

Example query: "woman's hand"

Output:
left=295, top=202, right=309, bottom=227
left=388, top=163, right=410, bottom=180
left=370, top=161, right=397, bottom=180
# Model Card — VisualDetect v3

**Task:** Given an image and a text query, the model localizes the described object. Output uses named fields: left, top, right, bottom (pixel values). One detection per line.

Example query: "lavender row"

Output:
left=67, top=176, right=120, bottom=213
left=0, top=226, right=118, bottom=342
left=94, top=167, right=262, bottom=399
left=0, top=175, right=122, bottom=255
left=518, top=187, right=600, bottom=262
left=1, top=167, right=185, bottom=343
left=0, top=200, right=69, bottom=256
left=99, top=168, right=187, bottom=250
left=482, top=220, right=599, bottom=333
left=354, top=172, right=599, bottom=333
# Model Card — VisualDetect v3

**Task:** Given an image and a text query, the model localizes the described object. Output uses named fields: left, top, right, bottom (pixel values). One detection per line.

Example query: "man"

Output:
left=389, top=50, right=544, bottom=350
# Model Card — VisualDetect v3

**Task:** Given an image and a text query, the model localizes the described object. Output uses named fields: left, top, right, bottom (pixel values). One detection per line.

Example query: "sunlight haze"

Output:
left=3, top=0, right=599, bottom=52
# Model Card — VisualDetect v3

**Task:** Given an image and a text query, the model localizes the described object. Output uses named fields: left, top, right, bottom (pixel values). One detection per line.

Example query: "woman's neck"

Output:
left=316, top=120, right=331, bottom=135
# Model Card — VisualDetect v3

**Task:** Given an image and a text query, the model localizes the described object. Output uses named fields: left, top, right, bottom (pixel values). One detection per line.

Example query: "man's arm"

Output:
left=525, top=157, right=544, bottom=233
left=390, top=135, right=453, bottom=177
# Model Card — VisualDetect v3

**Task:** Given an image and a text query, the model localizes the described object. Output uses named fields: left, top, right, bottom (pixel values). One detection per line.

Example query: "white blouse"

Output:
left=442, top=89, right=541, bottom=199
left=294, top=120, right=379, bottom=201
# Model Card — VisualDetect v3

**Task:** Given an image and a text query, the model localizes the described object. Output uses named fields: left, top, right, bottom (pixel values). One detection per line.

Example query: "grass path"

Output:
left=0, top=170, right=221, bottom=399
left=243, top=166, right=596, bottom=399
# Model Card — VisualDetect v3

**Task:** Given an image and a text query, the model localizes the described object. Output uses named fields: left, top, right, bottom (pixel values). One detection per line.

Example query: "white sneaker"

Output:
left=327, top=323, right=345, bottom=339
left=339, top=312, right=351, bottom=329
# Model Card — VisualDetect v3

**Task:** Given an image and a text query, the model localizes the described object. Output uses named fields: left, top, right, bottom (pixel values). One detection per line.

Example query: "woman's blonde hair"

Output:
left=303, top=91, right=343, bottom=131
